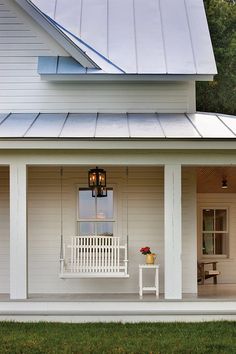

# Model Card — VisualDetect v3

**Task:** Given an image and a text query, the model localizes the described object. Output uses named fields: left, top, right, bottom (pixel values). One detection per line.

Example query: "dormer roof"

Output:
left=15, top=0, right=217, bottom=77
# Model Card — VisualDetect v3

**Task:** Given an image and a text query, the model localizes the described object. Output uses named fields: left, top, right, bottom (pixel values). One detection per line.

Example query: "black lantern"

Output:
left=222, top=178, right=228, bottom=189
left=88, top=166, right=107, bottom=197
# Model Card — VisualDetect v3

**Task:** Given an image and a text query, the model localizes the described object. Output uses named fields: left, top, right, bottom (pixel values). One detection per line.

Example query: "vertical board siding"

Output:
left=0, top=166, right=9, bottom=293
left=27, top=166, right=197, bottom=294
left=198, top=194, right=236, bottom=284
left=0, top=0, right=195, bottom=113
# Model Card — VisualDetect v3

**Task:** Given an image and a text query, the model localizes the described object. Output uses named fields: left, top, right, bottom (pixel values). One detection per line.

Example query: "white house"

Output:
left=0, top=0, right=236, bottom=322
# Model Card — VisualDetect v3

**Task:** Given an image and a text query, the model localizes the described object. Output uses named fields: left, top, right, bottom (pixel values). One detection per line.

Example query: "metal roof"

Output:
left=31, top=0, right=217, bottom=75
left=0, top=113, right=235, bottom=139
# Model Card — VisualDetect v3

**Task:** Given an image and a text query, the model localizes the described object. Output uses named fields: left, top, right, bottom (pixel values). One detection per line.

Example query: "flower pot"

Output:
left=145, top=253, right=156, bottom=264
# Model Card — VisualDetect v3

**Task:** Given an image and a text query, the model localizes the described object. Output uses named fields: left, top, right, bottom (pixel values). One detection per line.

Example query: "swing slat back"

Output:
left=60, top=236, right=128, bottom=278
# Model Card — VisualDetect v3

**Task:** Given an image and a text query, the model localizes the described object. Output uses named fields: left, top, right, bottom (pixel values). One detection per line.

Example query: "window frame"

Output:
left=200, top=206, right=229, bottom=258
left=76, top=184, right=117, bottom=237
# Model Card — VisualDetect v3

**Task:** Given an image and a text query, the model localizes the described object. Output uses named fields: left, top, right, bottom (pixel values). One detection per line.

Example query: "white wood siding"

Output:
left=27, top=166, right=164, bottom=293
left=198, top=194, right=236, bottom=284
left=0, top=166, right=9, bottom=293
left=0, top=1, right=196, bottom=113
left=26, top=166, right=197, bottom=294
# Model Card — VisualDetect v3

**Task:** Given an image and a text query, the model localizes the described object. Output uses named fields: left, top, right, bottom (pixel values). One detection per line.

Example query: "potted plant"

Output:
left=140, top=247, right=156, bottom=264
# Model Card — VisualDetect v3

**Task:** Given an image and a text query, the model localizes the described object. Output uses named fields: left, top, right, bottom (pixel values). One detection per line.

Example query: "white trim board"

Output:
left=0, top=300, right=235, bottom=323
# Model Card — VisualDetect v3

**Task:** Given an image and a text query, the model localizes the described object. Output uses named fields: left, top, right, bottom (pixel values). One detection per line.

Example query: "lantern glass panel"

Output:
left=88, top=167, right=106, bottom=188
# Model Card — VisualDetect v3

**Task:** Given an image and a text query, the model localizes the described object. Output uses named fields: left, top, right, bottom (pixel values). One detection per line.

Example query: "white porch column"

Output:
left=164, top=164, right=182, bottom=299
left=10, top=163, right=27, bottom=299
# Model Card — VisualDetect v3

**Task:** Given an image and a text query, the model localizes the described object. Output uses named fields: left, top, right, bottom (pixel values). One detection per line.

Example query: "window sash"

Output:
left=77, top=187, right=116, bottom=237
left=77, top=187, right=114, bottom=221
left=201, top=207, right=228, bottom=256
left=202, top=232, right=228, bottom=255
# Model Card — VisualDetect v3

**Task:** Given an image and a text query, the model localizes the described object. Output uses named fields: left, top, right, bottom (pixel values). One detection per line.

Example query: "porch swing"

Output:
left=59, top=167, right=129, bottom=279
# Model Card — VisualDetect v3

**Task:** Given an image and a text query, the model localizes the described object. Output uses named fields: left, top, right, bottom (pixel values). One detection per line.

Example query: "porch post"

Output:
left=164, top=164, right=182, bottom=299
left=10, top=163, right=28, bottom=299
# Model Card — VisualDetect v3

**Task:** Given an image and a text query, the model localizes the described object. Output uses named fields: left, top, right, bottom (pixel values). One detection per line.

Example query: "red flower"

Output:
left=140, top=247, right=151, bottom=255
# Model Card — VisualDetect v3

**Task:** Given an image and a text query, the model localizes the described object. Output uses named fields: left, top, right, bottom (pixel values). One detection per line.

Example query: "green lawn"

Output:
left=0, top=321, right=235, bottom=354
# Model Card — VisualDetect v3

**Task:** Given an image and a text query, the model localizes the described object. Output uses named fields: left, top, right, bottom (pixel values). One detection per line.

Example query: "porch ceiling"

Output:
left=197, top=166, right=236, bottom=193
left=0, top=112, right=236, bottom=139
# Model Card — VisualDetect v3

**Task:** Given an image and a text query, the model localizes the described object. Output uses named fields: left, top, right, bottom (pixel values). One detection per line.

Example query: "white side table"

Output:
left=139, top=264, right=159, bottom=298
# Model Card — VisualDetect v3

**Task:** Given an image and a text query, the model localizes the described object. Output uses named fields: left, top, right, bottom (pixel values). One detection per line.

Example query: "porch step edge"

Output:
left=1, top=310, right=236, bottom=316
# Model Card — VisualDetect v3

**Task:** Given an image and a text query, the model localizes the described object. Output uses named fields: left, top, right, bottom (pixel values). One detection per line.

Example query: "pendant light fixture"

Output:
left=88, top=166, right=107, bottom=197
left=221, top=177, right=228, bottom=189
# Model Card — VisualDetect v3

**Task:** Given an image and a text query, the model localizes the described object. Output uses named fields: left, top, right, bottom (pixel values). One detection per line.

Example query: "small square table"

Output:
left=139, top=264, right=159, bottom=298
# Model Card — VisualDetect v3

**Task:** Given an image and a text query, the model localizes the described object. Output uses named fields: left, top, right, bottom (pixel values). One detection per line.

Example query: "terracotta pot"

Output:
left=145, top=253, right=156, bottom=264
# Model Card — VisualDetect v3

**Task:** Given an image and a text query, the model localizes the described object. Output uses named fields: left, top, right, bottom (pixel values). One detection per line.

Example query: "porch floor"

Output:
left=0, top=284, right=236, bottom=302
left=0, top=285, right=235, bottom=322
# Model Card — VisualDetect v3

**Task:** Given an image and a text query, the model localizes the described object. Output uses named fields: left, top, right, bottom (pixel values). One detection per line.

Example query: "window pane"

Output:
left=203, top=209, right=214, bottom=231
left=79, top=189, right=96, bottom=218
left=97, top=189, right=113, bottom=219
left=215, top=233, right=227, bottom=255
left=215, top=209, right=227, bottom=231
left=97, top=222, right=113, bottom=236
left=202, top=233, right=214, bottom=255
left=79, top=222, right=95, bottom=236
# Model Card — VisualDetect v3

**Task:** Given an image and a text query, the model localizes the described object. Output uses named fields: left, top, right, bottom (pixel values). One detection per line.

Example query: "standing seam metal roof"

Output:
left=31, top=0, right=217, bottom=75
left=0, top=113, right=235, bottom=139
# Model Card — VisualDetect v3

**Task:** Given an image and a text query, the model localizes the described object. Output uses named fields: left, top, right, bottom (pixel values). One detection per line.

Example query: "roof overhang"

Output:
left=0, top=139, right=236, bottom=151
left=0, top=113, right=235, bottom=145
left=40, top=74, right=215, bottom=83
left=37, top=57, right=215, bottom=82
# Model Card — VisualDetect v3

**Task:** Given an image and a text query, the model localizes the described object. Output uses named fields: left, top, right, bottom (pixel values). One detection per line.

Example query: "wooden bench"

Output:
left=198, top=261, right=220, bottom=285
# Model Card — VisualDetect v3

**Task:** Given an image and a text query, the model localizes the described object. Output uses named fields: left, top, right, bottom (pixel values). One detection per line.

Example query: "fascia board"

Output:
left=0, top=139, right=236, bottom=151
left=39, top=74, right=215, bottom=82
left=14, top=0, right=100, bottom=69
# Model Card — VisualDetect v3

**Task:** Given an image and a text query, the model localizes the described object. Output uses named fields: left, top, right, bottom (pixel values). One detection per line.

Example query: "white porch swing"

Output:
left=59, top=167, right=129, bottom=278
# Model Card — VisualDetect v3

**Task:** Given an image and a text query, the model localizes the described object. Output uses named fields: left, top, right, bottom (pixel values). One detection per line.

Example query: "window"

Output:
left=201, top=208, right=228, bottom=256
left=77, top=188, right=115, bottom=236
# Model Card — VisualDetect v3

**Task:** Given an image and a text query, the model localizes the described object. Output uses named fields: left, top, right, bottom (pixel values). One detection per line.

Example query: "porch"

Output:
left=1, top=284, right=236, bottom=301
left=1, top=152, right=236, bottom=302
left=0, top=285, right=236, bottom=322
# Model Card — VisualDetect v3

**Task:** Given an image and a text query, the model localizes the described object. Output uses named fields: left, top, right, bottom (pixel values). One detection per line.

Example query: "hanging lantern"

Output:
left=221, top=178, right=228, bottom=189
left=88, top=166, right=107, bottom=197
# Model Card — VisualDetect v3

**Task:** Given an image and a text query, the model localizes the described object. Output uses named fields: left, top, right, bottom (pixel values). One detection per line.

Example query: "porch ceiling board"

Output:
left=0, top=112, right=235, bottom=140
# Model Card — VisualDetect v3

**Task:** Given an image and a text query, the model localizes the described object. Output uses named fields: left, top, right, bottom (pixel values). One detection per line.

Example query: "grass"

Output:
left=0, top=321, right=235, bottom=354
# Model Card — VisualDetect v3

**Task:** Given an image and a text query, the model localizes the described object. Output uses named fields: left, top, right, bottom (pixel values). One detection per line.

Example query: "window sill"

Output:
left=200, top=255, right=233, bottom=262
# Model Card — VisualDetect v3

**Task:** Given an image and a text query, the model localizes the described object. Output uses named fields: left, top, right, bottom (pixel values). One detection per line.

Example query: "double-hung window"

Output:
left=201, top=208, right=228, bottom=256
left=77, top=188, right=115, bottom=236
